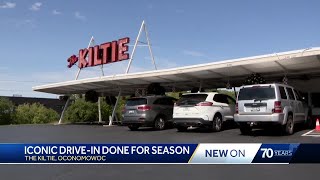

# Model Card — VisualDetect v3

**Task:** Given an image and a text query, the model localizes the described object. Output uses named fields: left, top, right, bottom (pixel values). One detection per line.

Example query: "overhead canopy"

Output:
left=33, top=47, right=320, bottom=96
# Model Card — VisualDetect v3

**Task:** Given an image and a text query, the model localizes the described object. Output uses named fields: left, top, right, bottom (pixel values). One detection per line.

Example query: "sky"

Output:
left=1, top=0, right=320, bottom=98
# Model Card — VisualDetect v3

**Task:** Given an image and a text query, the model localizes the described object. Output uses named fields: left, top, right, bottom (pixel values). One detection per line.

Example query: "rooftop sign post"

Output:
left=67, top=37, right=130, bottom=69
left=63, top=37, right=130, bottom=125
left=59, top=20, right=157, bottom=126
left=61, top=37, right=130, bottom=125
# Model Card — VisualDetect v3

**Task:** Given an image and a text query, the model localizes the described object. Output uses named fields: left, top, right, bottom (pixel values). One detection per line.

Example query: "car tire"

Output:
left=154, top=116, right=166, bottom=130
left=211, top=114, right=223, bottom=132
left=128, top=125, right=139, bottom=131
left=177, top=126, right=188, bottom=132
left=239, top=123, right=252, bottom=135
left=282, top=114, right=294, bottom=135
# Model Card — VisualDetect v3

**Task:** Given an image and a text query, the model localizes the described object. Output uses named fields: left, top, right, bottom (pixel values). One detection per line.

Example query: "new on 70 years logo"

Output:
left=252, top=144, right=299, bottom=163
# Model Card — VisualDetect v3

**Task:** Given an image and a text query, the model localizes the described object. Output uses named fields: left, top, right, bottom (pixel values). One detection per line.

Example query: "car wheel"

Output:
left=177, top=126, right=188, bottom=132
left=154, top=116, right=166, bottom=130
left=239, top=123, right=252, bottom=135
left=212, top=114, right=222, bottom=132
left=128, top=125, right=139, bottom=131
left=282, top=114, right=294, bottom=135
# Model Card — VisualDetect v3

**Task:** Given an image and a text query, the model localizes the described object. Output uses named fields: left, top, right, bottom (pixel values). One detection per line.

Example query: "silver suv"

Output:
left=122, top=96, right=176, bottom=131
left=234, top=83, right=311, bottom=135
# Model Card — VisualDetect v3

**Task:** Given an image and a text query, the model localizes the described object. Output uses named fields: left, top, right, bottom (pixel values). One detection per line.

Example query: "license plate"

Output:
left=128, top=110, right=135, bottom=114
left=251, top=107, right=261, bottom=112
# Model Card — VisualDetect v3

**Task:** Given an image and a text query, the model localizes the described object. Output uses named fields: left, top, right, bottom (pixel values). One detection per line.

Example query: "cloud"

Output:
left=31, top=61, right=149, bottom=84
left=144, top=56, right=179, bottom=69
left=0, top=70, right=58, bottom=98
left=0, top=66, right=9, bottom=71
left=74, top=11, right=86, bottom=21
left=0, top=18, right=36, bottom=29
left=182, top=50, right=208, bottom=58
left=52, top=9, right=61, bottom=15
left=0, top=61, right=152, bottom=98
left=0, top=2, right=16, bottom=8
left=15, top=19, right=36, bottom=28
left=30, top=2, right=42, bottom=11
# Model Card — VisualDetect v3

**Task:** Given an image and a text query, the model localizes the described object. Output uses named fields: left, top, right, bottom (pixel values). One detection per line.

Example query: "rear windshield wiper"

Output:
left=253, top=98, right=269, bottom=102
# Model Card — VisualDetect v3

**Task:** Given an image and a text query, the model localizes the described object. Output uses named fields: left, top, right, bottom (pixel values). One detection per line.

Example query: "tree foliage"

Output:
left=243, top=73, right=266, bottom=85
left=64, top=98, right=112, bottom=123
left=0, top=97, right=15, bottom=125
left=14, top=103, right=59, bottom=124
left=166, top=92, right=181, bottom=99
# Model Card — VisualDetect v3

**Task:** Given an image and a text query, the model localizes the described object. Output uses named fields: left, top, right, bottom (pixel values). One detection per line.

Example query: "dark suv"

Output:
left=122, top=96, right=176, bottom=130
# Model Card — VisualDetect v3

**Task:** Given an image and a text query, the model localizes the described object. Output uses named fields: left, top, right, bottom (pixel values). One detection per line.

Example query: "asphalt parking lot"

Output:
left=0, top=124, right=319, bottom=180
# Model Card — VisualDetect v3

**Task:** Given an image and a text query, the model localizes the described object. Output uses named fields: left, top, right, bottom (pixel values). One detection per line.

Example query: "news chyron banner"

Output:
left=0, top=143, right=319, bottom=164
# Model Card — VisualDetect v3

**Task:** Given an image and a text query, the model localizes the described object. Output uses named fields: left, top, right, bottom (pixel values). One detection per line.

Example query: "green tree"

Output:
left=243, top=73, right=266, bottom=85
left=32, top=104, right=59, bottom=124
left=14, top=103, right=59, bottom=124
left=0, top=97, right=15, bottom=125
left=101, top=99, right=113, bottom=122
left=166, top=92, right=182, bottom=99
left=65, top=98, right=113, bottom=123
left=115, top=97, right=126, bottom=121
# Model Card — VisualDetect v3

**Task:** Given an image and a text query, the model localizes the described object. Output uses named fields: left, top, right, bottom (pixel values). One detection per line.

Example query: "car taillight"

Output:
left=273, top=101, right=282, bottom=113
left=196, top=102, right=213, bottom=106
left=137, top=105, right=152, bottom=111
left=235, top=103, right=238, bottom=114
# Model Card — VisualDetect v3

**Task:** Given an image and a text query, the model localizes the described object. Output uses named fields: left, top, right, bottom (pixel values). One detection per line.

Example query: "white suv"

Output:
left=173, top=92, right=236, bottom=132
left=234, top=83, right=311, bottom=135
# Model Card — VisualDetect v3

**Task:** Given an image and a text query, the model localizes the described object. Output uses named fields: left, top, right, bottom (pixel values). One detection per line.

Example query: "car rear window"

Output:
left=213, top=94, right=228, bottom=104
left=154, top=98, right=175, bottom=106
left=176, top=94, right=208, bottom=106
left=126, top=98, right=147, bottom=106
left=238, top=86, right=276, bottom=101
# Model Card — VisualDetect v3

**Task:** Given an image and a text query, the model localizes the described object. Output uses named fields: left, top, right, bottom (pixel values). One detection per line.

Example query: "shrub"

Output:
left=0, top=97, right=15, bottom=125
left=65, top=98, right=113, bottom=123
left=14, top=103, right=59, bottom=124
left=100, top=99, right=113, bottom=122
left=115, top=97, right=126, bottom=121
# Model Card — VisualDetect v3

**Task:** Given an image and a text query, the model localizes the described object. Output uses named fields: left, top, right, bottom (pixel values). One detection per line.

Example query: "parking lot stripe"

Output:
left=301, top=130, right=320, bottom=137
left=301, top=130, right=314, bottom=136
